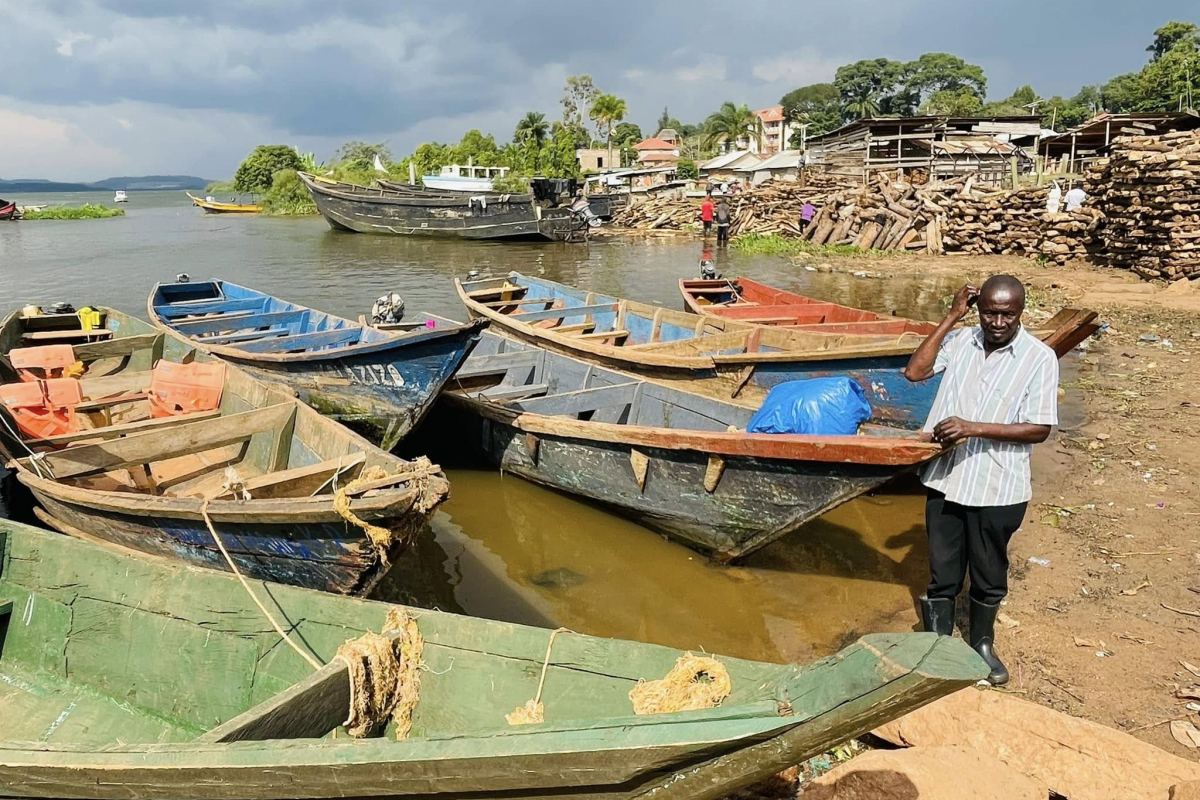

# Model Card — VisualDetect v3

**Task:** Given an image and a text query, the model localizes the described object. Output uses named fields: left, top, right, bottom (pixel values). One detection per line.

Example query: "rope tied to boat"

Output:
left=333, top=456, right=443, bottom=565
left=629, top=653, right=732, bottom=715
left=506, top=627, right=572, bottom=725
left=333, top=607, right=424, bottom=739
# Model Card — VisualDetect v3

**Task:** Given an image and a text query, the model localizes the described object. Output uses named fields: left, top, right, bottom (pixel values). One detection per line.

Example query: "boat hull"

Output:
left=455, top=402, right=904, bottom=560
left=301, top=173, right=574, bottom=241
left=202, top=326, right=482, bottom=451
left=0, top=202, right=16, bottom=220
left=27, top=490, right=403, bottom=595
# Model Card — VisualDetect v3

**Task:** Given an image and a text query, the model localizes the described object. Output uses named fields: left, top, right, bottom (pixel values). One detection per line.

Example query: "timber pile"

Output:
left=1086, top=129, right=1200, bottom=280
left=614, top=173, right=1099, bottom=259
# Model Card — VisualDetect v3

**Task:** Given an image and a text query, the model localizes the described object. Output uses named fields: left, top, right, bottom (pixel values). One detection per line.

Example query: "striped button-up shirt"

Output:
left=921, top=325, right=1059, bottom=507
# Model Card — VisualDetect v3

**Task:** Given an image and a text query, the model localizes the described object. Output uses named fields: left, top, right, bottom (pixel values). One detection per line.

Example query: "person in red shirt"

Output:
left=700, top=194, right=714, bottom=237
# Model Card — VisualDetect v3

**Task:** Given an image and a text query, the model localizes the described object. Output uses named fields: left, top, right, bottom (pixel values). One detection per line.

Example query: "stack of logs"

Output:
left=1085, top=129, right=1200, bottom=280
left=614, top=173, right=1101, bottom=260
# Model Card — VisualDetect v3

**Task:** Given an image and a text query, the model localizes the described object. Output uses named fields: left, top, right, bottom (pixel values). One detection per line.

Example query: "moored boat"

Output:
left=0, top=516, right=987, bottom=800
left=298, top=172, right=581, bottom=241
left=148, top=279, right=484, bottom=450
left=186, top=192, right=262, bottom=214
left=456, top=272, right=1100, bottom=426
left=113, top=190, right=128, bottom=203
left=0, top=199, right=16, bottom=220
left=439, top=324, right=943, bottom=560
left=681, top=276, right=939, bottom=335
left=0, top=305, right=449, bottom=595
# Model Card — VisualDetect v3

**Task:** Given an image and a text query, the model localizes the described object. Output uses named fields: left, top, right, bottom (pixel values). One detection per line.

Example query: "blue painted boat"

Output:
left=0, top=305, right=450, bottom=595
left=457, top=273, right=1099, bottom=429
left=148, top=279, right=485, bottom=450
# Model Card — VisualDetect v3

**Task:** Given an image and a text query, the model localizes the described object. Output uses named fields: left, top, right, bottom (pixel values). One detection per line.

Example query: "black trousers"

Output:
left=703, top=221, right=713, bottom=236
left=716, top=224, right=729, bottom=245
left=925, top=490, right=1028, bottom=606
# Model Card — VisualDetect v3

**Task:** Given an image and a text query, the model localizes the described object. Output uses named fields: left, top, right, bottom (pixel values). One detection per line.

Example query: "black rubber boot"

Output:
left=919, top=595, right=954, bottom=636
left=969, top=599, right=1009, bottom=685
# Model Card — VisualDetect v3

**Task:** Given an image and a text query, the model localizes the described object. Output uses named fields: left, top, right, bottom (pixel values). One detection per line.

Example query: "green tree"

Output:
left=703, top=102, right=764, bottom=151
left=903, top=52, right=987, bottom=104
left=1147, top=21, right=1200, bottom=61
left=780, top=83, right=842, bottom=139
left=589, top=93, right=628, bottom=168
left=612, top=122, right=643, bottom=147
left=834, top=59, right=906, bottom=120
left=261, top=169, right=316, bottom=216
left=922, top=87, right=984, bottom=116
left=657, top=107, right=672, bottom=133
left=233, top=145, right=303, bottom=193
left=540, top=122, right=583, bottom=179
left=334, top=141, right=392, bottom=172
left=514, top=112, right=549, bottom=147
left=1137, top=44, right=1200, bottom=111
left=561, top=75, right=599, bottom=139
left=455, top=129, right=502, bottom=165
left=676, top=158, right=699, bottom=180
left=1102, top=73, right=1142, bottom=112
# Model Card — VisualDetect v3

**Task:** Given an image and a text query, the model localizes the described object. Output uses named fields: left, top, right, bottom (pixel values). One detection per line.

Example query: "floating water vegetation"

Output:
left=21, top=204, right=125, bottom=220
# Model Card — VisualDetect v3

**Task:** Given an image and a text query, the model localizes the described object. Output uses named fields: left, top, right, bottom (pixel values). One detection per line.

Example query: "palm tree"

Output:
left=589, top=94, right=628, bottom=168
left=843, top=88, right=879, bottom=120
left=514, top=112, right=549, bottom=147
left=702, top=102, right=764, bottom=152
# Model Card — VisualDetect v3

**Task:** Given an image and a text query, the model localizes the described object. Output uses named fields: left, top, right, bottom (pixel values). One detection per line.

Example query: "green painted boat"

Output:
left=0, top=518, right=987, bottom=799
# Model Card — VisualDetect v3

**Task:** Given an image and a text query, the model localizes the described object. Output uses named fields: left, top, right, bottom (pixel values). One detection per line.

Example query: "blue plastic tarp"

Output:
left=746, top=377, right=872, bottom=436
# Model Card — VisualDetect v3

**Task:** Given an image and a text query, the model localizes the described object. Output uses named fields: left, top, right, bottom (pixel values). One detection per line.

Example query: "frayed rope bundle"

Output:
left=629, top=653, right=731, bottom=715
left=334, top=607, right=424, bottom=739
left=333, top=457, right=442, bottom=563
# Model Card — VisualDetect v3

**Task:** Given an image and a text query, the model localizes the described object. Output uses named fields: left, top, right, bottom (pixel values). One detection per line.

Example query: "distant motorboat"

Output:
left=186, top=192, right=261, bottom=214
left=422, top=161, right=509, bottom=193
left=113, top=190, right=128, bottom=203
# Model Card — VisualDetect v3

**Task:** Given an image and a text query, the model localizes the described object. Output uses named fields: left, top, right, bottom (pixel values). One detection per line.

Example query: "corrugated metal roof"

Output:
left=741, top=150, right=802, bottom=171
left=700, top=150, right=760, bottom=170
left=917, top=138, right=1020, bottom=156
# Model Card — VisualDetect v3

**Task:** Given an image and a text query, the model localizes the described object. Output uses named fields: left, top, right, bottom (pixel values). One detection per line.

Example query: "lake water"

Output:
left=0, top=189, right=974, bottom=664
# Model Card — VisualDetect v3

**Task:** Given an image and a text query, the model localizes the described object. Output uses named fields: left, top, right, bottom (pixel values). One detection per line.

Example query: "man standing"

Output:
left=1064, top=184, right=1087, bottom=212
left=700, top=193, right=715, bottom=238
left=902, top=275, right=1059, bottom=685
left=715, top=197, right=732, bottom=246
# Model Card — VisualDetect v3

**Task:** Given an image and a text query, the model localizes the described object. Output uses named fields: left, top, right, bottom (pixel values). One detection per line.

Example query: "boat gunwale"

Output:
left=298, top=172, right=536, bottom=208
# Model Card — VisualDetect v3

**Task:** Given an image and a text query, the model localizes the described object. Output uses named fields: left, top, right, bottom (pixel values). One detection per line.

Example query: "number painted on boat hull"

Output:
left=349, top=364, right=406, bottom=387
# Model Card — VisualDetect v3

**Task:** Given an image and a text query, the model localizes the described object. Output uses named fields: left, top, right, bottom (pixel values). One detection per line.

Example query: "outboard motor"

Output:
left=569, top=195, right=602, bottom=228
left=699, top=260, right=720, bottom=280
left=46, top=302, right=76, bottom=316
left=176, top=273, right=191, bottom=284
left=371, top=292, right=405, bottom=326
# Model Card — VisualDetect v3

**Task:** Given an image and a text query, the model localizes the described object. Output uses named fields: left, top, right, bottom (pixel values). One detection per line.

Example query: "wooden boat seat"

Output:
left=27, top=404, right=296, bottom=480
left=233, top=327, right=361, bottom=354
left=555, top=322, right=597, bottom=335
left=455, top=350, right=543, bottom=379
left=482, top=297, right=553, bottom=308
left=575, top=329, right=629, bottom=341
left=28, top=409, right=221, bottom=447
left=478, top=383, right=549, bottom=402
left=216, top=452, right=367, bottom=499
left=203, top=328, right=290, bottom=345
left=511, top=303, right=616, bottom=323
left=512, top=383, right=638, bottom=416
left=157, top=297, right=265, bottom=320
left=72, top=333, right=164, bottom=363
left=174, top=310, right=308, bottom=337
left=21, top=329, right=112, bottom=343
left=466, top=284, right=526, bottom=300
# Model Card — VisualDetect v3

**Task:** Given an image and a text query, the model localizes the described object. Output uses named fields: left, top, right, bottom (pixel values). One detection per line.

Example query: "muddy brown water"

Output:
left=0, top=190, right=1082, bottom=664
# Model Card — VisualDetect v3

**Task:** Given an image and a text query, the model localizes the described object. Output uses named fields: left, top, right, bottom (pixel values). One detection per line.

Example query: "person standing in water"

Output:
left=700, top=193, right=715, bottom=238
left=715, top=197, right=732, bottom=246
left=902, top=275, right=1060, bottom=685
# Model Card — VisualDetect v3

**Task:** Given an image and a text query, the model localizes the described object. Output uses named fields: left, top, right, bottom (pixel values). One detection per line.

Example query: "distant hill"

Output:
left=0, top=175, right=211, bottom=193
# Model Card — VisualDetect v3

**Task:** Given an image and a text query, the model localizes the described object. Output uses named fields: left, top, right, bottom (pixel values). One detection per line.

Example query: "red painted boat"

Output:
left=680, top=277, right=939, bottom=336
left=0, top=200, right=17, bottom=221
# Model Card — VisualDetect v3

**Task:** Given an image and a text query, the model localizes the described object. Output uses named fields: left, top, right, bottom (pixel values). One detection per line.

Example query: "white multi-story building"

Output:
left=752, top=106, right=794, bottom=156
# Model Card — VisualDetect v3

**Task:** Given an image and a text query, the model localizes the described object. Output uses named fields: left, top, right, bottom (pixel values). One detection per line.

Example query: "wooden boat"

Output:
left=0, top=306, right=449, bottom=595
left=0, top=200, right=16, bottom=220
left=299, top=172, right=580, bottom=241
left=457, top=273, right=1101, bottom=426
left=681, top=277, right=939, bottom=335
left=439, top=325, right=944, bottom=560
left=0, top=517, right=987, bottom=800
left=148, top=279, right=484, bottom=450
left=186, top=192, right=262, bottom=214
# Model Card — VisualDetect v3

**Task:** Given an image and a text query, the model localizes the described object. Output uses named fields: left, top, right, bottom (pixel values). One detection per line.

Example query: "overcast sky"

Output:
left=1, top=1, right=1196, bottom=181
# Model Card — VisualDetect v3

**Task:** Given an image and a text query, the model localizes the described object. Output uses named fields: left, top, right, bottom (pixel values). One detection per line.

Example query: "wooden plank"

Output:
left=510, top=303, right=616, bottom=322
left=78, top=372, right=152, bottom=399
left=512, top=383, right=639, bottom=416
left=233, top=327, right=361, bottom=354
left=21, top=329, right=113, bottom=342
left=222, top=453, right=365, bottom=500
left=553, top=322, right=597, bottom=334
left=481, top=297, right=553, bottom=308
left=478, top=383, right=549, bottom=402
left=173, top=310, right=307, bottom=337
left=27, top=410, right=221, bottom=446
left=157, top=297, right=264, bottom=319
left=72, top=334, right=164, bottom=362
left=197, top=658, right=352, bottom=742
left=576, top=329, right=628, bottom=340
left=29, top=404, right=296, bottom=479
left=204, top=328, right=290, bottom=345
left=455, top=350, right=541, bottom=379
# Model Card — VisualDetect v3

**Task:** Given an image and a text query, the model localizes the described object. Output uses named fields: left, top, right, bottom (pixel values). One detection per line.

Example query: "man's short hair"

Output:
left=981, top=275, right=1026, bottom=307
